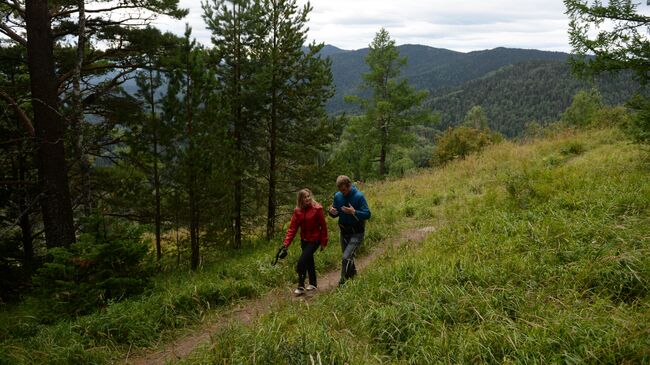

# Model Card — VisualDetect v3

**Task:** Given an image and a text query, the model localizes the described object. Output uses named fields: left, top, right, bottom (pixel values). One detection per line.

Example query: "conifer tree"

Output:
left=565, top=0, right=649, bottom=142
left=259, top=0, right=334, bottom=239
left=346, top=28, right=430, bottom=176
left=203, top=0, right=267, bottom=248
left=0, top=0, right=186, bottom=248
left=161, top=26, right=220, bottom=269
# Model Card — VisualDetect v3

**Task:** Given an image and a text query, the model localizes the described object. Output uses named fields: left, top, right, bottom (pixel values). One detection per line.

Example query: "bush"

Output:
left=626, top=94, right=650, bottom=143
left=0, top=233, right=30, bottom=303
left=32, top=216, right=153, bottom=317
left=561, top=89, right=603, bottom=127
left=431, top=126, right=502, bottom=166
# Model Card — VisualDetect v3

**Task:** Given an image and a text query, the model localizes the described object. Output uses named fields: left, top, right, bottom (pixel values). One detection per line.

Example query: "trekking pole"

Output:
left=272, top=246, right=287, bottom=266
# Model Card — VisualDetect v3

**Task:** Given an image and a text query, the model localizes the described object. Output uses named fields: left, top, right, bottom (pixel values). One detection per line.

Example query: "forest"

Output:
left=0, top=0, right=648, bottom=363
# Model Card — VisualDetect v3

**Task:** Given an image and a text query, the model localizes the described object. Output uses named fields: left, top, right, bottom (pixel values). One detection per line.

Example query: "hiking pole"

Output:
left=272, top=246, right=288, bottom=266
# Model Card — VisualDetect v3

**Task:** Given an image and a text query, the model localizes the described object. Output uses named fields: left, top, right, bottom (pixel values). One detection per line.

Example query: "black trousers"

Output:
left=297, top=240, right=319, bottom=287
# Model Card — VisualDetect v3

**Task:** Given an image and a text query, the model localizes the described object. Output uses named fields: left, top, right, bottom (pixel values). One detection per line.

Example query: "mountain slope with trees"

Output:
left=326, top=45, right=571, bottom=114
left=427, top=60, right=639, bottom=136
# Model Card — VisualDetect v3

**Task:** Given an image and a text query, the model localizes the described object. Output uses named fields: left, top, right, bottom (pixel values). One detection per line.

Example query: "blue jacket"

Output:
left=330, top=186, right=371, bottom=225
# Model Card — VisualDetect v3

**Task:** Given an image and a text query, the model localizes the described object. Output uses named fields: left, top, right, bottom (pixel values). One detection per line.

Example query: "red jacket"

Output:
left=283, top=203, right=328, bottom=248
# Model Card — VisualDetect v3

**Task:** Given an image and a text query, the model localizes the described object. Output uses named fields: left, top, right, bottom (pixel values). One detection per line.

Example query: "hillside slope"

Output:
left=427, top=60, right=639, bottom=137
left=326, top=45, right=570, bottom=114
left=181, top=128, right=650, bottom=364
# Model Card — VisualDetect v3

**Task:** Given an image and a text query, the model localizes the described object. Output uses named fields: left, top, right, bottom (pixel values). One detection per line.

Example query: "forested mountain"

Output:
left=325, top=44, right=639, bottom=137
left=427, top=60, right=639, bottom=137
left=326, top=45, right=570, bottom=114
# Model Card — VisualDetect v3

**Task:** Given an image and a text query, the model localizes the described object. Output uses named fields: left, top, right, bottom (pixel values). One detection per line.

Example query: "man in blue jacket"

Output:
left=328, top=175, right=371, bottom=286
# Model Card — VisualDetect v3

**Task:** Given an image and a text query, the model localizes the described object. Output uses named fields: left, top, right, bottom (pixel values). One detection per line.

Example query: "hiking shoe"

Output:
left=294, top=287, right=305, bottom=295
left=306, top=284, right=317, bottom=291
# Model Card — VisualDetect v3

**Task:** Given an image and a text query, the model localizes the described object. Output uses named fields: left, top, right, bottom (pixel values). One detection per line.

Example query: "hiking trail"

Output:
left=125, top=226, right=436, bottom=365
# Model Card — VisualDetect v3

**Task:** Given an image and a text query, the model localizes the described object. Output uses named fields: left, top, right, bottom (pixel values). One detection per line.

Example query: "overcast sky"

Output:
left=155, top=0, right=577, bottom=53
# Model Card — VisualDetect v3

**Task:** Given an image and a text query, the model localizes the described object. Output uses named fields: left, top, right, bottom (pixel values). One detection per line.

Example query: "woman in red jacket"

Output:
left=283, top=188, right=328, bottom=295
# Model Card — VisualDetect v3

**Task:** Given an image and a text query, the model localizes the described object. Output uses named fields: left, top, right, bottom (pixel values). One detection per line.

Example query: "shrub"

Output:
left=32, top=216, right=152, bottom=317
left=431, top=126, right=502, bottom=166
left=626, top=94, right=650, bottom=143
left=561, top=89, right=603, bottom=127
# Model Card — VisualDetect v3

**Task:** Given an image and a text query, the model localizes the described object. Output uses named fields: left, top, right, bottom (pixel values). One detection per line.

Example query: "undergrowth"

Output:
left=0, top=213, right=390, bottom=364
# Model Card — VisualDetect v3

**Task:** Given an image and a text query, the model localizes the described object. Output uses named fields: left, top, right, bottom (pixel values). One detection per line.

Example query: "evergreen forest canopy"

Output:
left=0, top=1, right=648, bottom=361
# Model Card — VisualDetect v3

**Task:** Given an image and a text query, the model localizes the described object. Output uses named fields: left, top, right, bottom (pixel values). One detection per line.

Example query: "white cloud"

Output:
left=154, top=0, right=574, bottom=52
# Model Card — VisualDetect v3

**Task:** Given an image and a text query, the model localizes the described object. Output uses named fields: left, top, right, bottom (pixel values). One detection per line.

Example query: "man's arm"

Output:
left=328, top=194, right=340, bottom=218
left=354, top=194, right=371, bottom=220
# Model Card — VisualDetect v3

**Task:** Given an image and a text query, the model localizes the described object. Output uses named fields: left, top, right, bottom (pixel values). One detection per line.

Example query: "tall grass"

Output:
left=0, top=191, right=399, bottom=364
left=180, top=128, right=650, bottom=364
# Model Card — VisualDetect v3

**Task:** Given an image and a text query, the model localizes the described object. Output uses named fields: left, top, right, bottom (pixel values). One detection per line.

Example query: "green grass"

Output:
left=1, top=127, right=648, bottom=364
left=178, top=128, right=650, bottom=364
left=0, top=196, right=397, bottom=364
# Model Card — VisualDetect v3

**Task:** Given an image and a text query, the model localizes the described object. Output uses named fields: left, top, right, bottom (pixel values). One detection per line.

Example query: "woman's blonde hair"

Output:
left=296, top=188, right=318, bottom=209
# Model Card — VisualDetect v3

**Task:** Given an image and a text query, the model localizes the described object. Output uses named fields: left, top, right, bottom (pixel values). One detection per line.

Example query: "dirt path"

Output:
left=125, top=226, right=436, bottom=365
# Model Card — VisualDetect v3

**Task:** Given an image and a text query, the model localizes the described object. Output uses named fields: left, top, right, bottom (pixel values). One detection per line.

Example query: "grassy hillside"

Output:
left=180, top=128, right=649, bottom=364
left=0, top=127, right=647, bottom=364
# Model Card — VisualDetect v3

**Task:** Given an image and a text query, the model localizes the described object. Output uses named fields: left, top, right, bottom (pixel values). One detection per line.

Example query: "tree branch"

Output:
left=0, top=90, right=34, bottom=137
left=0, top=21, right=27, bottom=46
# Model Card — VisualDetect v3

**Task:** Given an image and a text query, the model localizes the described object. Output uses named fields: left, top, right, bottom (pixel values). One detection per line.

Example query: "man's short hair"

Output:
left=336, top=175, right=352, bottom=189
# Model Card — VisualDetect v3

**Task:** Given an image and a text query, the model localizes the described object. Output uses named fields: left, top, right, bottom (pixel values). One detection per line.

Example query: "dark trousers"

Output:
left=297, top=240, right=319, bottom=287
left=340, top=232, right=364, bottom=284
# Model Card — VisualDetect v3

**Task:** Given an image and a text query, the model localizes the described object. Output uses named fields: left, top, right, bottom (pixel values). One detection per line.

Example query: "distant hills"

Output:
left=323, top=44, right=640, bottom=137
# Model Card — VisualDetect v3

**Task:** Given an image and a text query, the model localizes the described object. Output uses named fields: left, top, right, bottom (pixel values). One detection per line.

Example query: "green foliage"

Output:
left=429, top=60, right=638, bottom=137
left=0, top=226, right=364, bottom=363
left=565, top=0, right=650, bottom=143
left=462, top=105, right=488, bottom=129
left=565, top=0, right=649, bottom=85
left=432, top=125, right=502, bottom=166
left=31, top=216, right=152, bottom=317
left=561, top=89, right=603, bottom=127
left=626, top=94, right=650, bottom=143
left=345, top=28, right=433, bottom=177
left=327, top=45, right=572, bottom=115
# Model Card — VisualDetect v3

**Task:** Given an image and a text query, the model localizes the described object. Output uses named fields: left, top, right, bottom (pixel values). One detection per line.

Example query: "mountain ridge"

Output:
left=324, top=43, right=573, bottom=114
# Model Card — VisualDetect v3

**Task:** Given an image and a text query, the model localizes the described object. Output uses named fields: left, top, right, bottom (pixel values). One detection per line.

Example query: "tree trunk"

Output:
left=266, top=65, right=278, bottom=241
left=72, top=0, right=92, bottom=216
left=25, top=0, right=75, bottom=248
left=15, top=144, right=34, bottom=271
left=233, top=3, right=243, bottom=249
left=186, top=50, right=200, bottom=270
left=189, top=186, right=199, bottom=270
left=379, top=119, right=388, bottom=176
left=266, top=127, right=276, bottom=241
left=150, top=67, right=162, bottom=261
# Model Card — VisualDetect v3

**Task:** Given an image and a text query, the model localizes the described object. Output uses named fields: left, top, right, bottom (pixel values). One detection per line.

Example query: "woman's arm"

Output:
left=318, top=207, right=328, bottom=248
left=283, top=209, right=300, bottom=248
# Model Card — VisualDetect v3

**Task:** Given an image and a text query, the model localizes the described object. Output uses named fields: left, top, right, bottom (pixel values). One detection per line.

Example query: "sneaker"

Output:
left=294, top=287, right=305, bottom=295
left=306, top=284, right=317, bottom=291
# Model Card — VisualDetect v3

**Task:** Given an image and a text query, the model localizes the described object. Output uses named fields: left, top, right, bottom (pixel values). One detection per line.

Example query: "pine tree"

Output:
left=259, top=0, right=334, bottom=239
left=0, top=0, right=187, bottom=248
left=565, top=0, right=649, bottom=142
left=203, top=0, right=267, bottom=248
left=346, top=28, right=431, bottom=176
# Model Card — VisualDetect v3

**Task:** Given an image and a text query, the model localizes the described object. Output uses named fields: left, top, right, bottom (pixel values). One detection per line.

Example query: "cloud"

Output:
left=154, top=0, right=573, bottom=52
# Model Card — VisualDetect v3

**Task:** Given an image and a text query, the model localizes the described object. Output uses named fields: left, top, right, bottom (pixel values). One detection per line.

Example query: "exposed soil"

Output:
left=125, top=226, right=436, bottom=365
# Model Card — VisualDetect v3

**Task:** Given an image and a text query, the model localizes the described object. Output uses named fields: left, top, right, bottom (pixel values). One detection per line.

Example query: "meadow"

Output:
left=180, top=127, right=649, bottom=364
